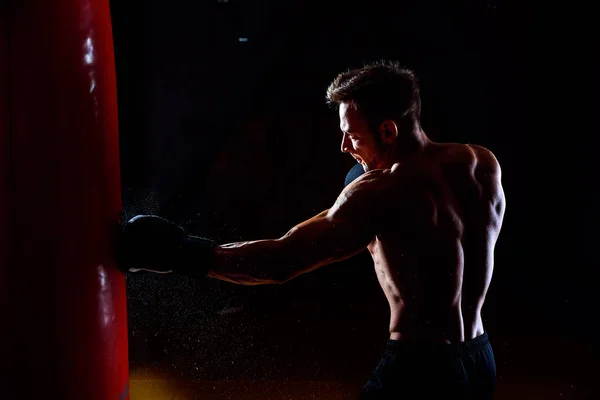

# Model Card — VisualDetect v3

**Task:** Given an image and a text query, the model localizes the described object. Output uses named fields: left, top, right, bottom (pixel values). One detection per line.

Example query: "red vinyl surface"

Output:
left=3, top=1, right=129, bottom=397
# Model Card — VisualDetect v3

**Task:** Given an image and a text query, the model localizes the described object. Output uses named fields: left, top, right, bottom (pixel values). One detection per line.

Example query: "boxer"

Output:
left=118, top=61, right=505, bottom=399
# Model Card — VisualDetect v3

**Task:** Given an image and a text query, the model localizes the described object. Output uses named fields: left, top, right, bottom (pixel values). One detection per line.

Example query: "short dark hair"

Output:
left=326, top=60, right=421, bottom=134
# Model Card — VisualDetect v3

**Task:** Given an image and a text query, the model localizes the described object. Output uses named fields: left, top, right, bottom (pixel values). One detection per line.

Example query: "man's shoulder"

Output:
left=466, top=143, right=498, bottom=160
left=464, top=144, right=502, bottom=179
left=346, top=168, right=398, bottom=194
left=435, top=142, right=493, bottom=156
left=332, top=169, right=394, bottom=214
left=342, top=167, right=391, bottom=186
left=435, top=142, right=501, bottom=170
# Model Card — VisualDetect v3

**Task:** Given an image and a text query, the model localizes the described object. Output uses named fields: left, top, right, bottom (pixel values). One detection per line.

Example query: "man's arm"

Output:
left=208, top=171, right=387, bottom=285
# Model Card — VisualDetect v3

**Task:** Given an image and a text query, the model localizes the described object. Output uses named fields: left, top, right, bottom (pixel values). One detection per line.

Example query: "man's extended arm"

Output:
left=208, top=172, right=385, bottom=285
left=117, top=171, right=387, bottom=283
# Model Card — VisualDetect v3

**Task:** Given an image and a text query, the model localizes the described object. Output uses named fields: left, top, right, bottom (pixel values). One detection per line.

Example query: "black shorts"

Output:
left=360, top=332, right=496, bottom=400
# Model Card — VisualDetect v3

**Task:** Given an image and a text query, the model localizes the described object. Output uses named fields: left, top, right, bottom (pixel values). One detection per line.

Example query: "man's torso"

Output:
left=367, top=142, right=505, bottom=343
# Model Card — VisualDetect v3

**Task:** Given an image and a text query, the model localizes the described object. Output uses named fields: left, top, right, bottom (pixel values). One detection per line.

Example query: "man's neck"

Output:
left=382, top=127, right=431, bottom=168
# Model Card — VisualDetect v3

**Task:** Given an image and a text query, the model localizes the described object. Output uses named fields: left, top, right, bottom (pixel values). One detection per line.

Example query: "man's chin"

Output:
left=352, top=156, right=369, bottom=171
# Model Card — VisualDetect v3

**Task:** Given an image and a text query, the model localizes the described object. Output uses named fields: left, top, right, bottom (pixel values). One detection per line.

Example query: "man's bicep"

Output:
left=314, top=174, right=385, bottom=254
left=278, top=186, right=380, bottom=270
left=329, top=169, right=387, bottom=221
left=269, top=175, right=384, bottom=281
left=282, top=209, right=330, bottom=238
left=279, top=210, right=373, bottom=266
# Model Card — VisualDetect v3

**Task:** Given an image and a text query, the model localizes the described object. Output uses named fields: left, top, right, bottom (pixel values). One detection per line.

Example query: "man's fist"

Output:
left=116, top=215, right=216, bottom=279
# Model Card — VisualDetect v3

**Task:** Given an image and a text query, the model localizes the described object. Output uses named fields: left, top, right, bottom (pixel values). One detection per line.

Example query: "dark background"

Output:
left=109, top=0, right=597, bottom=397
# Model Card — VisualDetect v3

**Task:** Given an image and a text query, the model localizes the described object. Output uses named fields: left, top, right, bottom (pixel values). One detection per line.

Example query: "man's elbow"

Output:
left=269, top=269, right=295, bottom=285
left=250, top=266, right=294, bottom=285
left=266, top=261, right=311, bottom=285
left=274, top=260, right=328, bottom=284
left=272, top=274, right=298, bottom=285
left=207, top=270, right=279, bottom=286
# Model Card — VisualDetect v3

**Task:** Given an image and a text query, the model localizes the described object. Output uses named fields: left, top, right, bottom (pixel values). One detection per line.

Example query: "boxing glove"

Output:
left=117, top=215, right=215, bottom=279
left=345, top=162, right=365, bottom=187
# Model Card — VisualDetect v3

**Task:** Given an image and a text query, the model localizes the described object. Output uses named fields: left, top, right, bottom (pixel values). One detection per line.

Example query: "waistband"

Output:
left=385, top=331, right=491, bottom=358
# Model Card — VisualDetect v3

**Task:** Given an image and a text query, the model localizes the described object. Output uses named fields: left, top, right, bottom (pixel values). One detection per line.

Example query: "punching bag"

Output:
left=1, top=0, right=129, bottom=398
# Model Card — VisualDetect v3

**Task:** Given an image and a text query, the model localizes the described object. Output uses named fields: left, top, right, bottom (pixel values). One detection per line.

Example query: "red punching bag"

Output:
left=1, top=0, right=129, bottom=398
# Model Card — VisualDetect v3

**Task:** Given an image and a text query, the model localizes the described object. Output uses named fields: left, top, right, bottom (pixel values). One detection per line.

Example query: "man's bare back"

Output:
left=363, top=142, right=505, bottom=344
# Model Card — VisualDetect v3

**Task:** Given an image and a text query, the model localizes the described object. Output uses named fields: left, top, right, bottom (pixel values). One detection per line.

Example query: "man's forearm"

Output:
left=208, top=239, right=295, bottom=285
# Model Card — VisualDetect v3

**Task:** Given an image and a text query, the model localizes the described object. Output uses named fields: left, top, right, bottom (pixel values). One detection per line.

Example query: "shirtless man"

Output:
left=118, top=61, right=506, bottom=399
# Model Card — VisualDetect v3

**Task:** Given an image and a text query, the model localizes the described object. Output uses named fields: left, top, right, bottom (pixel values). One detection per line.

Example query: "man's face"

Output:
left=339, top=102, right=383, bottom=172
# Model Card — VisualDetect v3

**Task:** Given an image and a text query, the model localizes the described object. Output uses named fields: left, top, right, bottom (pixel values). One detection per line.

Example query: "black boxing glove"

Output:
left=345, top=162, right=365, bottom=187
left=117, top=215, right=215, bottom=279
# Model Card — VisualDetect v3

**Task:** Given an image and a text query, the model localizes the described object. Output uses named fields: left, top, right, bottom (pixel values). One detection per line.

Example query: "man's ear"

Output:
left=378, top=120, right=398, bottom=144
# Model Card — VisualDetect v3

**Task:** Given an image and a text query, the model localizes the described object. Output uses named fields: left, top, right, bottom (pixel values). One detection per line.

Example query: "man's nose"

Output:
left=340, top=134, right=351, bottom=153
